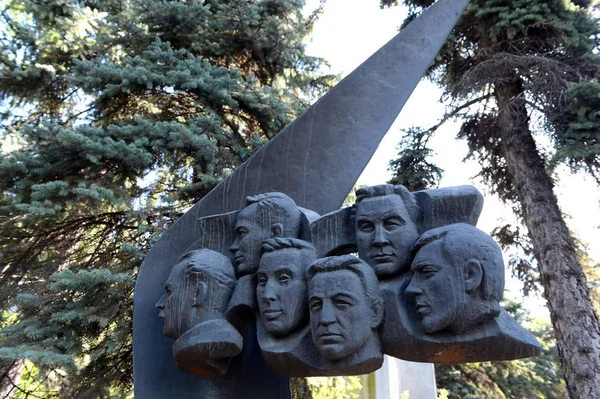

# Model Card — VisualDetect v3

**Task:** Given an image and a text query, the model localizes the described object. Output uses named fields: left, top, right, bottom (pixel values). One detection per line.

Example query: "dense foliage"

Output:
left=388, top=0, right=600, bottom=202
left=0, top=0, right=332, bottom=396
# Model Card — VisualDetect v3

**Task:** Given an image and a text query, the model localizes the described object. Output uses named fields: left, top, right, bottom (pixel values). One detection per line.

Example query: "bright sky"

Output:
left=304, top=0, right=600, bottom=316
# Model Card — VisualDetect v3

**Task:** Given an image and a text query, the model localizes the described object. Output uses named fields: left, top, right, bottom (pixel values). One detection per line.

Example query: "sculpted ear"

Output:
left=371, top=298, right=384, bottom=329
left=464, top=259, right=483, bottom=292
left=193, top=281, right=208, bottom=307
left=271, top=223, right=284, bottom=238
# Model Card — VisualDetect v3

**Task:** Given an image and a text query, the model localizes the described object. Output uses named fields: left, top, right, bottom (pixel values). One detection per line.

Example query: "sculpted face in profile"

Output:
left=354, top=185, right=420, bottom=278
left=156, top=249, right=236, bottom=339
left=406, top=224, right=505, bottom=334
left=256, top=238, right=316, bottom=337
left=307, top=255, right=383, bottom=363
left=230, top=193, right=302, bottom=276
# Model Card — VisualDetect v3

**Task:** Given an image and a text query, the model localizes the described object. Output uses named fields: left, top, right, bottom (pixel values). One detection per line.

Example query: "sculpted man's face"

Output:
left=308, top=270, right=372, bottom=361
left=257, top=249, right=308, bottom=336
left=405, top=240, right=464, bottom=334
left=156, top=253, right=224, bottom=339
left=230, top=203, right=271, bottom=276
left=355, top=194, right=419, bottom=278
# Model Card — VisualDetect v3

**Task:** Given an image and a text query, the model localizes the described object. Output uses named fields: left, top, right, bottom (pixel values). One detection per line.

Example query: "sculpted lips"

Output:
left=415, top=302, right=431, bottom=315
left=234, top=255, right=244, bottom=264
left=318, top=331, right=344, bottom=344
left=263, top=309, right=283, bottom=320
left=370, top=252, right=396, bottom=262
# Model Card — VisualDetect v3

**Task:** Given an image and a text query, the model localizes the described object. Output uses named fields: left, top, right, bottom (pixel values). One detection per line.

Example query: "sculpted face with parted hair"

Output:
left=257, top=238, right=316, bottom=337
left=406, top=223, right=505, bottom=334
left=354, top=184, right=420, bottom=278
left=307, top=255, right=383, bottom=362
left=230, top=193, right=303, bottom=276
left=156, top=249, right=236, bottom=339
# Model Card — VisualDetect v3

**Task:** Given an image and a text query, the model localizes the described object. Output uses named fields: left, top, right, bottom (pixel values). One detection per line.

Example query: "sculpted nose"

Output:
left=229, top=239, right=239, bottom=254
left=405, top=277, right=421, bottom=296
left=262, top=282, right=277, bottom=302
left=155, top=294, right=166, bottom=309
left=319, top=302, right=336, bottom=326
left=373, top=225, right=390, bottom=247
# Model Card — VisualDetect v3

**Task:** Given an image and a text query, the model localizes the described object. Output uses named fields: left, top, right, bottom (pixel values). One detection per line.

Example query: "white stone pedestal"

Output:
left=374, top=356, right=436, bottom=399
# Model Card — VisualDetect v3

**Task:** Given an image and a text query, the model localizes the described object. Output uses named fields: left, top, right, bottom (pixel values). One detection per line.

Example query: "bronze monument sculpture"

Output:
left=133, top=0, right=540, bottom=397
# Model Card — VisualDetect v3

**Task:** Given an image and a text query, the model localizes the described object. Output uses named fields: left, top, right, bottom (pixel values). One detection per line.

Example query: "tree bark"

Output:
left=0, top=360, right=24, bottom=398
left=290, top=377, right=313, bottom=399
left=495, top=79, right=600, bottom=399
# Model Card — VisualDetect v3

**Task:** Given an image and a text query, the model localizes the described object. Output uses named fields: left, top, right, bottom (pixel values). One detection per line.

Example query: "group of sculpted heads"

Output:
left=353, top=185, right=504, bottom=335
left=255, top=238, right=383, bottom=367
left=156, top=193, right=305, bottom=333
left=157, top=185, right=510, bottom=375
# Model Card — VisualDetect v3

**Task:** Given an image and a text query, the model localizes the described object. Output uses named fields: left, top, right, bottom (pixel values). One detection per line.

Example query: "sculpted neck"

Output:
left=451, top=297, right=500, bottom=335
left=324, top=333, right=382, bottom=370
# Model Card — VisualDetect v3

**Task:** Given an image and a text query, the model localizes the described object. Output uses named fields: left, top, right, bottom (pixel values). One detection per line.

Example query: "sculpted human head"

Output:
left=307, top=255, right=383, bottom=362
left=229, top=193, right=302, bottom=276
left=405, top=224, right=504, bottom=334
left=354, top=184, right=420, bottom=278
left=156, top=249, right=236, bottom=339
left=256, top=238, right=316, bottom=337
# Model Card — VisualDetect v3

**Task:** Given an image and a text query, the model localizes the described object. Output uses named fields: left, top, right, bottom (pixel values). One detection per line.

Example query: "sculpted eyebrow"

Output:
left=331, top=291, right=359, bottom=301
left=411, top=262, right=437, bottom=272
left=383, top=212, right=404, bottom=221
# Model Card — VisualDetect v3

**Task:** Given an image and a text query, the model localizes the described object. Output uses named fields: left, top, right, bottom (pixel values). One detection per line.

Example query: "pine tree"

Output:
left=383, top=1, right=600, bottom=397
left=0, top=0, right=332, bottom=396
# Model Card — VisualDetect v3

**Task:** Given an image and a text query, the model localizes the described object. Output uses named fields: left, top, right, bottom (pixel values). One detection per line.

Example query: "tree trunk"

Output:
left=0, top=360, right=25, bottom=398
left=290, top=377, right=313, bottom=399
left=495, top=78, right=600, bottom=399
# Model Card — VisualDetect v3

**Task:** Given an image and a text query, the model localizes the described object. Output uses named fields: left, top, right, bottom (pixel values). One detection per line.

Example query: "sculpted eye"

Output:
left=334, top=299, right=353, bottom=310
left=309, top=300, right=322, bottom=312
left=258, top=276, right=268, bottom=286
left=279, top=274, right=290, bottom=283
left=358, top=221, right=374, bottom=232
left=384, top=217, right=403, bottom=229
left=420, top=267, right=437, bottom=278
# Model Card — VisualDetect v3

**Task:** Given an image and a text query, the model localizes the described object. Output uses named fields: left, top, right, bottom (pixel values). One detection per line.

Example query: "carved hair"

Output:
left=261, top=237, right=314, bottom=253
left=306, top=255, right=383, bottom=327
left=245, top=192, right=302, bottom=237
left=413, top=224, right=505, bottom=302
left=354, top=184, right=420, bottom=223
left=260, top=238, right=316, bottom=270
left=177, top=249, right=236, bottom=288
